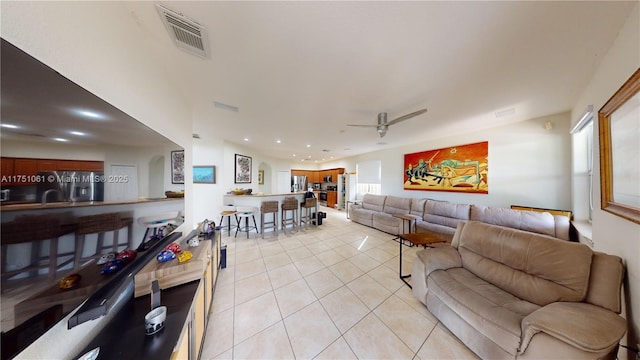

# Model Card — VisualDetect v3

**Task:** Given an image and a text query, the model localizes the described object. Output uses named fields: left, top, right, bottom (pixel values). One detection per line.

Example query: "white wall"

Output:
left=1, top=2, right=193, bottom=358
left=324, top=112, right=572, bottom=210
left=571, top=3, right=640, bottom=353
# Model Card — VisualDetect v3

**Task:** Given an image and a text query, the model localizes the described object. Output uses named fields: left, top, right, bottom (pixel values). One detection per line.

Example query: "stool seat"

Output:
left=260, top=201, right=279, bottom=238
left=281, top=197, right=299, bottom=234
left=235, top=206, right=259, bottom=238
left=219, top=205, right=238, bottom=236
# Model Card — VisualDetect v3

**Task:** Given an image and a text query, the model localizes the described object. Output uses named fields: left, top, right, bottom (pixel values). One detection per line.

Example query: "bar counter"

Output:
left=223, top=192, right=317, bottom=230
left=0, top=197, right=182, bottom=212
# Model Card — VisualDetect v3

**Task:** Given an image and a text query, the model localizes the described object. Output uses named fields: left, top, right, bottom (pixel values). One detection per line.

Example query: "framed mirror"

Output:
left=0, top=38, right=185, bottom=355
left=598, top=68, right=640, bottom=224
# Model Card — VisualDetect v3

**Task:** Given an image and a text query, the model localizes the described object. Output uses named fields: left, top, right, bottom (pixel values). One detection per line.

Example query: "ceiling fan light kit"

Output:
left=348, top=108, right=427, bottom=138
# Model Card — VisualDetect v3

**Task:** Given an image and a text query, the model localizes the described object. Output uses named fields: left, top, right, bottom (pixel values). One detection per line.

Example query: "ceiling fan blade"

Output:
left=347, top=124, right=378, bottom=127
left=387, top=108, right=428, bottom=126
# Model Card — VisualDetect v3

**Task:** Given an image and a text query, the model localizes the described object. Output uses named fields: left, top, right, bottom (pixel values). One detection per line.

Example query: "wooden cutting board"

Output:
left=134, top=240, right=211, bottom=297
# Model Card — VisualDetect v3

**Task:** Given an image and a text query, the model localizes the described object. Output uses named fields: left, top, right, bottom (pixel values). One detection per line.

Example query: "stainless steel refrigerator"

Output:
left=291, top=175, right=308, bottom=192
left=36, top=171, right=104, bottom=203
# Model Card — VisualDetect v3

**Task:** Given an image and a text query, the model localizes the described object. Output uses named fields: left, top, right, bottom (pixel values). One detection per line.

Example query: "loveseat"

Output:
left=349, top=194, right=571, bottom=241
left=412, top=220, right=626, bottom=359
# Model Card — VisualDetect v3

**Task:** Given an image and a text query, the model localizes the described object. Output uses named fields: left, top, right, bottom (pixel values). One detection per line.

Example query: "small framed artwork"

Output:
left=235, top=154, right=252, bottom=183
left=193, top=166, right=215, bottom=184
left=258, top=170, right=264, bottom=184
left=171, top=150, right=185, bottom=184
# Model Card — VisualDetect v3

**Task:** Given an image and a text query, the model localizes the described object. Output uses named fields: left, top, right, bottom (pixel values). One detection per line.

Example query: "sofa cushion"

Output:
left=470, top=205, right=557, bottom=238
left=585, top=252, right=624, bottom=313
left=457, top=221, right=592, bottom=306
left=424, top=200, right=470, bottom=228
left=429, top=267, right=540, bottom=355
left=382, top=196, right=411, bottom=215
left=410, top=198, right=426, bottom=218
left=361, top=194, right=386, bottom=212
left=350, top=207, right=376, bottom=227
left=372, top=212, right=402, bottom=234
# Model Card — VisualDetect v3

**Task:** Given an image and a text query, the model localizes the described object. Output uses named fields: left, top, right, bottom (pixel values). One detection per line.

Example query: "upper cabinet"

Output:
left=291, top=168, right=345, bottom=183
left=1, top=157, right=105, bottom=186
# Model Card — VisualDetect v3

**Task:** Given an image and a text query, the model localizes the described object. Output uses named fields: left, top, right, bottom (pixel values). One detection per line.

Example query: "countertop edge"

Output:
left=0, top=197, right=183, bottom=212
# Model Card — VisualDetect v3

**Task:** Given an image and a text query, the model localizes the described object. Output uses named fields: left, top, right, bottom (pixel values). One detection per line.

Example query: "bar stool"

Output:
left=260, top=201, right=279, bottom=238
left=75, top=212, right=134, bottom=268
left=235, top=206, right=259, bottom=238
left=300, top=198, right=318, bottom=229
left=1, top=214, right=77, bottom=282
left=281, top=197, right=299, bottom=234
left=219, top=205, right=238, bottom=236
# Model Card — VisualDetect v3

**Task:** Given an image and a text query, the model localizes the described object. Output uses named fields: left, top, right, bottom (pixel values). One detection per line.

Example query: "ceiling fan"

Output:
left=347, top=108, right=427, bottom=138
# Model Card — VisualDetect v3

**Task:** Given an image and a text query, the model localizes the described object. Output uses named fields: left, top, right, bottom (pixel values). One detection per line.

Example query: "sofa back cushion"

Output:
left=586, top=252, right=624, bottom=313
left=456, top=221, right=592, bottom=306
left=383, top=196, right=411, bottom=215
left=361, top=194, right=386, bottom=212
left=423, top=200, right=470, bottom=229
left=410, top=198, right=426, bottom=218
left=470, top=205, right=557, bottom=238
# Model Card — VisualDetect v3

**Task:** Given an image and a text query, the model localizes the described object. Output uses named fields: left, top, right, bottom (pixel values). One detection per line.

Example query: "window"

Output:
left=356, top=160, right=381, bottom=199
left=571, top=106, right=594, bottom=222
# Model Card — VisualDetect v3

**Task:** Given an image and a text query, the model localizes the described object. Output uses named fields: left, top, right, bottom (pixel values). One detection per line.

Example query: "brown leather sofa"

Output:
left=412, top=221, right=626, bottom=359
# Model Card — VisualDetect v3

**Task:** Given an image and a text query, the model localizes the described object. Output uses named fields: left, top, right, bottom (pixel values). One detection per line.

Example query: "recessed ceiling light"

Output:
left=71, top=109, right=107, bottom=120
left=306, top=144, right=311, bottom=148
left=1, top=124, right=19, bottom=129
left=307, top=155, right=312, bottom=158
left=292, top=154, right=296, bottom=157
left=276, top=139, right=281, bottom=144
left=53, top=138, right=68, bottom=142
left=69, top=131, right=86, bottom=136
left=243, top=138, right=249, bottom=142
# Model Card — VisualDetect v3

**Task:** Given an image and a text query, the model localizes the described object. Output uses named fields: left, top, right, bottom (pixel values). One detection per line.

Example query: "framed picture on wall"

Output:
left=258, top=170, right=264, bottom=184
left=235, top=154, right=252, bottom=183
left=171, top=150, right=185, bottom=184
left=193, top=166, right=215, bottom=184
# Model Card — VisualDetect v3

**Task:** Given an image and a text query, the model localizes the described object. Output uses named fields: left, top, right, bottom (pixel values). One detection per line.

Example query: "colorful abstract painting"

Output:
left=404, top=141, right=488, bottom=193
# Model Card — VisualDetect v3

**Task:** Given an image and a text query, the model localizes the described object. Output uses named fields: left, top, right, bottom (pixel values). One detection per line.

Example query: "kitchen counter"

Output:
left=225, top=191, right=306, bottom=197
left=0, top=197, right=182, bottom=212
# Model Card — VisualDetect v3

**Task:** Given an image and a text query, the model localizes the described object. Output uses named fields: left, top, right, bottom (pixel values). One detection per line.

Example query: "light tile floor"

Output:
left=201, top=207, right=479, bottom=360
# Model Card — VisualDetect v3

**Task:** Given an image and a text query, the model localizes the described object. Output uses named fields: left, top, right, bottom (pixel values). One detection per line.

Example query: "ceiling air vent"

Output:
left=157, top=5, right=210, bottom=58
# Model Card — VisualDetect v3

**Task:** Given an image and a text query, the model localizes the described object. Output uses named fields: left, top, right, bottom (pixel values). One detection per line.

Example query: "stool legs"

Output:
left=281, top=208, right=298, bottom=233
left=261, top=211, right=278, bottom=238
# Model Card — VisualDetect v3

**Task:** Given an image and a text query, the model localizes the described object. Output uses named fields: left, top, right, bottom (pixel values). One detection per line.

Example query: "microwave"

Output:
left=323, top=175, right=332, bottom=182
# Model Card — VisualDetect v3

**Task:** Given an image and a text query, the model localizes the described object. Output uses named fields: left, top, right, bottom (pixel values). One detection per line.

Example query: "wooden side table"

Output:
left=398, top=231, right=447, bottom=288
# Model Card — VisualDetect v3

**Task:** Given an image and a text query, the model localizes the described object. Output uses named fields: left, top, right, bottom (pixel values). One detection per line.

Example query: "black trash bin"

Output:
left=220, top=244, right=227, bottom=269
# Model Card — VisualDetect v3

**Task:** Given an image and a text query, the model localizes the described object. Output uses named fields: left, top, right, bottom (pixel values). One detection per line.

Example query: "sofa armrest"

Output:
left=520, top=302, right=626, bottom=354
left=415, top=246, right=462, bottom=277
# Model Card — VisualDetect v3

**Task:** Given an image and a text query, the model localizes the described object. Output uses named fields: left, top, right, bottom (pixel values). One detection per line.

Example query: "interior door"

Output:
left=277, top=171, right=290, bottom=194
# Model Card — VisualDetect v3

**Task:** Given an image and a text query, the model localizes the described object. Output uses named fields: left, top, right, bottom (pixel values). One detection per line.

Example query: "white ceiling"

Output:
left=1, top=1, right=635, bottom=161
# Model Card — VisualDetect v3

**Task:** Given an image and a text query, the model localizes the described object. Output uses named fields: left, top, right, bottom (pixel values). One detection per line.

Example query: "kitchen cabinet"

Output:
left=37, top=159, right=59, bottom=171
left=327, top=191, right=337, bottom=208
left=1, top=157, right=14, bottom=186
left=309, top=171, right=320, bottom=183
left=291, top=169, right=305, bottom=176
left=0, top=157, right=105, bottom=186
